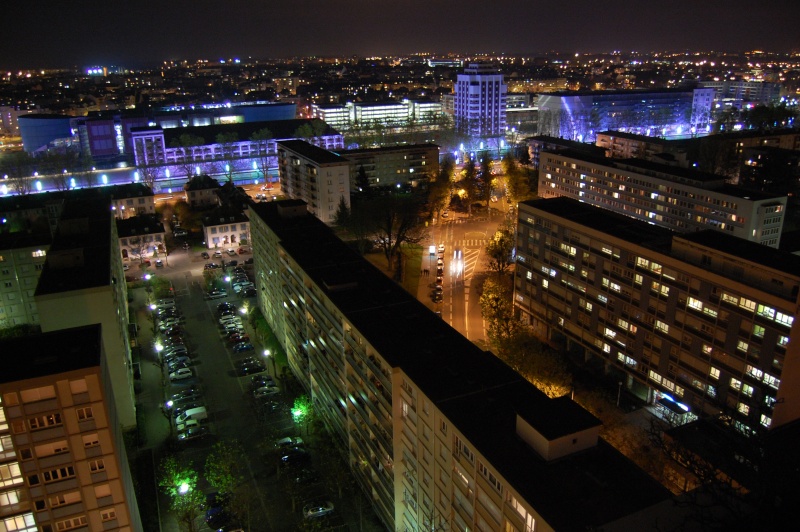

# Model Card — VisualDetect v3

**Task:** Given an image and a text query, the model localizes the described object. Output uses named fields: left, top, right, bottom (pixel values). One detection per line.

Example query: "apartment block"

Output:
left=34, top=199, right=134, bottom=429
left=537, top=150, right=787, bottom=248
left=247, top=200, right=670, bottom=532
left=513, top=197, right=800, bottom=437
left=277, top=140, right=350, bottom=225
left=0, top=324, right=142, bottom=531
left=336, top=144, right=439, bottom=190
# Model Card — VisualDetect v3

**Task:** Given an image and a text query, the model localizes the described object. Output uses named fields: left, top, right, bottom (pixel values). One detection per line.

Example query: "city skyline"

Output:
left=3, top=0, right=799, bottom=69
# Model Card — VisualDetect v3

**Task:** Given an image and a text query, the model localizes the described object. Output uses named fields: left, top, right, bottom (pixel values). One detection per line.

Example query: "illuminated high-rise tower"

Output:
left=454, top=63, right=507, bottom=138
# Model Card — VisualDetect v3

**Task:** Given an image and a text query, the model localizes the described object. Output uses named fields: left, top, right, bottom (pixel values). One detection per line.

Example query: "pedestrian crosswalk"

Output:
left=457, top=239, right=488, bottom=249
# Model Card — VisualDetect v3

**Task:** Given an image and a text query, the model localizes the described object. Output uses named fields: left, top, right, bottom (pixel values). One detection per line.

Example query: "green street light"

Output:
left=178, top=482, right=190, bottom=495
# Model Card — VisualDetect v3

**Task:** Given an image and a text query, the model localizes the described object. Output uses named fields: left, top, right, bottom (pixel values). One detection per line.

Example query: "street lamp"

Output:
left=617, top=381, right=623, bottom=407
left=263, top=349, right=276, bottom=376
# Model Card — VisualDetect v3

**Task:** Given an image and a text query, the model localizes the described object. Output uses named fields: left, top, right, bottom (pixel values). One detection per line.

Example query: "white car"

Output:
left=275, top=436, right=304, bottom=448
left=233, top=283, right=254, bottom=294
left=169, top=368, right=193, bottom=381
left=253, top=385, right=280, bottom=398
left=303, top=501, right=334, bottom=519
left=219, top=316, right=242, bottom=326
left=213, top=250, right=222, bottom=258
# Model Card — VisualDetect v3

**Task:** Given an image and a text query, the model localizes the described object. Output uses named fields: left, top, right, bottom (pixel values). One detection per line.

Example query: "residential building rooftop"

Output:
left=278, top=139, right=348, bottom=165
left=0, top=323, right=102, bottom=382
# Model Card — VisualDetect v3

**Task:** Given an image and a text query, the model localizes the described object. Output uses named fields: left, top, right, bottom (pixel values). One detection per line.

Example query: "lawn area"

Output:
left=364, top=244, right=423, bottom=298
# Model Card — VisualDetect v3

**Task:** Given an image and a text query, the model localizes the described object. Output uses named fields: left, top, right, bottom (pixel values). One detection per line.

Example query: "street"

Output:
left=422, top=199, right=515, bottom=347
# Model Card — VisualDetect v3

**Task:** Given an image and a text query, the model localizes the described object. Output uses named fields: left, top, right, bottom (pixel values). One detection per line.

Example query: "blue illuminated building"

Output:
left=537, top=88, right=715, bottom=142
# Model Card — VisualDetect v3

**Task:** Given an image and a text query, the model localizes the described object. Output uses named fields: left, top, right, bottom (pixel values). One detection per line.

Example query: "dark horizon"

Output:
left=2, top=0, right=799, bottom=71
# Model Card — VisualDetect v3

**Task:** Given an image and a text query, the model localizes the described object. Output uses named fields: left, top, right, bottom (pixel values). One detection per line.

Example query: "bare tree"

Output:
left=371, top=193, right=428, bottom=271
left=249, top=127, right=274, bottom=183
left=0, top=151, right=34, bottom=195
left=170, top=133, right=205, bottom=179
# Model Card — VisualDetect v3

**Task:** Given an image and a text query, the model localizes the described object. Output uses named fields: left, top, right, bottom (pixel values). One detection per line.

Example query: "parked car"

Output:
left=303, top=501, right=334, bottom=519
left=171, top=387, right=202, bottom=401
left=166, top=394, right=201, bottom=409
left=233, top=283, right=254, bottom=294
left=438, top=243, right=445, bottom=253
left=250, top=375, right=275, bottom=390
left=201, top=251, right=210, bottom=259
left=205, top=289, right=227, bottom=299
left=163, top=354, right=190, bottom=366
left=253, top=385, right=279, bottom=398
left=177, top=425, right=209, bottom=442
left=169, top=367, right=193, bottom=381
left=228, top=334, right=250, bottom=344
left=213, top=250, right=223, bottom=258
left=239, top=363, right=265, bottom=376
left=174, top=229, right=188, bottom=238
left=204, top=262, right=220, bottom=270
left=233, top=342, right=254, bottom=353
left=281, top=447, right=310, bottom=467
left=243, top=288, right=257, bottom=298
left=227, top=249, right=237, bottom=256
left=244, top=258, right=254, bottom=265
left=171, top=402, right=203, bottom=418
left=155, top=259, right=164, bottom=268
left=237, top=247, right=249, bottom=254
left=275, top=436, right=304, bottom=449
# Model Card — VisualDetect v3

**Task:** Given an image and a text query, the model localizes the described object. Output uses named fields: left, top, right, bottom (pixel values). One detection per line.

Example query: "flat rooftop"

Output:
left=133, top=118, right=340, bottom=145
left=522, top=197, right=800, bottom=277
left=277, top=140, right=347, bottom=165
left=35, top=197, right=114, bottom=296
left=0, top=324, right=102, bottom=383
left=249, top=200, right=670, bottom=528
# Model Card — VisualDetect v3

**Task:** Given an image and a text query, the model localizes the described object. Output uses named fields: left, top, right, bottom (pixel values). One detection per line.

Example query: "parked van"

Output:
left=175, top=406, right=207, bottom=428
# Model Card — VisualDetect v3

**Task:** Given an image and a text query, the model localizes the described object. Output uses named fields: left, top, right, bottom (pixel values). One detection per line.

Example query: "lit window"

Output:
left=709, top=367, right=720, bottom=380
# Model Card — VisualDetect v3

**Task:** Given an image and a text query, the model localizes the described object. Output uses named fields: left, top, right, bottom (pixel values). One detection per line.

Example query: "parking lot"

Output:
left=132, top=253, right=379, bottom=531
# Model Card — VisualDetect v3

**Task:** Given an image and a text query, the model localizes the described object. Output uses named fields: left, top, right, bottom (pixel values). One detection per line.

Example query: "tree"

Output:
left=457, top=158, right=479, bottom=216
left=249, top=127, right=274, bottom=182
left=204, top=440, right=245, bottom=497
left=479, top=276, right=522, bottom=348
left=370, top=193, right=428, bottom=270
left=170, top=133, right=205, bottom=179
left=477, top=151, right=495, bottom=203
left=215, top=132, right=239, bottom=182
left=332, top=195, right=350, bottom=227
left=292, top=395, right=314, bottom=436
left=0, top=151, right=35, bottom=195
left=485, top=227, right=515, bottom=278
left=354, top=164, right=371, bottom=194
left=134, top=143, right=160, bottom=191
left=159, top=455, right=204, bottom=532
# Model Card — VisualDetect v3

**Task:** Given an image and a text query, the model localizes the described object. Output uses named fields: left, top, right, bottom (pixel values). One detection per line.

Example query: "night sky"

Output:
left=3, top=0, right=799, bottom=69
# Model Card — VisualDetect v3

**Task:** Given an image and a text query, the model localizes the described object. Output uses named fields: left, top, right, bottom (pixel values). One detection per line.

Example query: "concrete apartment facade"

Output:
left=336, top=144, right=440, bottom=190
left=277, top=140, right=350, bottom=225
left=0, top=239, right=49, bottom=327
left=513, top=198, right=800, bottom=438
left=0, top=325, right=142, bottom=532
left=248, top=200, right=670, bottom=532
left=537, top=150, right=787, bottom=248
